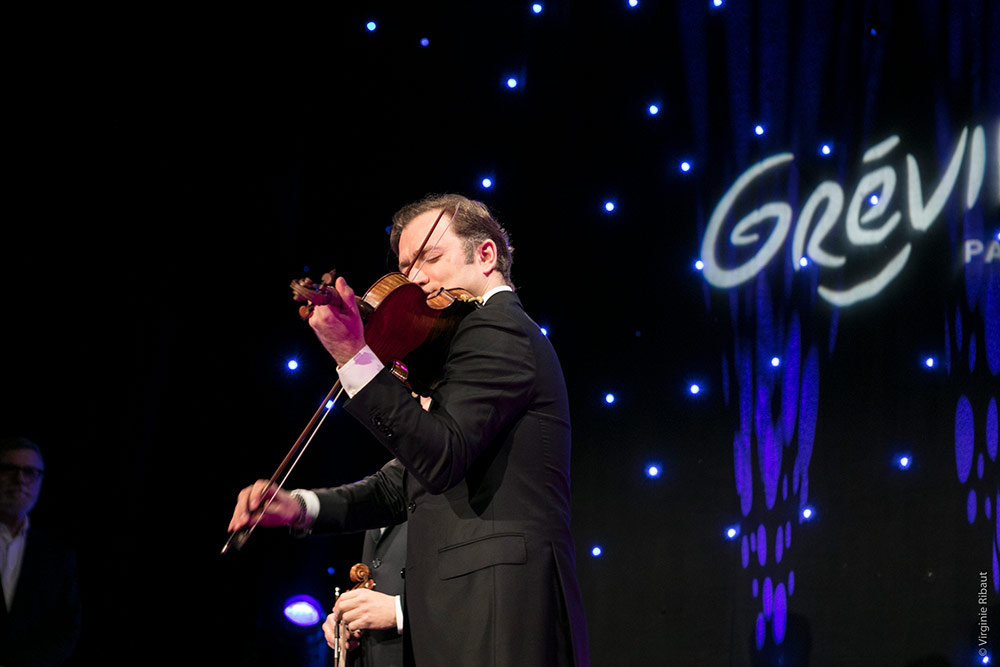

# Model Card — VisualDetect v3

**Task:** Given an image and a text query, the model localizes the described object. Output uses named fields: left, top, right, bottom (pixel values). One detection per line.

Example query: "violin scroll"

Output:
left=290, top=270, right=340, bottom=320
left=348, top=563, right=376, bottom=591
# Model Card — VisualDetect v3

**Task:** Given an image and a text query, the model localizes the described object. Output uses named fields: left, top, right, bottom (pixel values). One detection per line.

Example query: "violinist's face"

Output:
left=397, top=209, right=498, bottom=297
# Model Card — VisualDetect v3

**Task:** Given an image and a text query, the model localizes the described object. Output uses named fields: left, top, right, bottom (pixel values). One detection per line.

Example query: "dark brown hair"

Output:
left=390, top=194, right=514, bottom=285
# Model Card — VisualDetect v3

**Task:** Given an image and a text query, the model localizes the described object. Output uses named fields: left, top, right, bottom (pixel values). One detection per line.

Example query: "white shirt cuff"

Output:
left=337, top=345, right=384, bottom=398
left=289, top=489, right=320, bottom=529
left=395, top=595, right=404, bottom=634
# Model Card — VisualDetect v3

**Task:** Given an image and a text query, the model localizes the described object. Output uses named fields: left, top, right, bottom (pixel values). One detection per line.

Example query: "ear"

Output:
left=475, top=239, right=499, bottom=274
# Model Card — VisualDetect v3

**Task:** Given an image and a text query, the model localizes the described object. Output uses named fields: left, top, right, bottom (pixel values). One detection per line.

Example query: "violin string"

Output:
left=250, top=385, right=346, bottom=536
left=408, top=204, right=460, bottom=283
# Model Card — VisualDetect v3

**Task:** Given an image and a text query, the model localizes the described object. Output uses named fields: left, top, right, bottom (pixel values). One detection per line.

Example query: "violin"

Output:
left=291, top=270, right=480, bottom=396
left=334, top=563, right=377, bottom=667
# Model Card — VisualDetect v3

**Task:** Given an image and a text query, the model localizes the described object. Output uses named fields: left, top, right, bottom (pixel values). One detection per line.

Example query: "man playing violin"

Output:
left=228, top=193, right=589, bottom=666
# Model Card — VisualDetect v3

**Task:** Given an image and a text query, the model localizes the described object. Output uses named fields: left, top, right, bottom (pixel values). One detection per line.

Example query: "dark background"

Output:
left=2, top=1, right=997, bottom=665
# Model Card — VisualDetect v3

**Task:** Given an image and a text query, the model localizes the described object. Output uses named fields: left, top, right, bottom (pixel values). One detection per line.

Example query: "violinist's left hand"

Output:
left=309, top=276, right=366, bottom=366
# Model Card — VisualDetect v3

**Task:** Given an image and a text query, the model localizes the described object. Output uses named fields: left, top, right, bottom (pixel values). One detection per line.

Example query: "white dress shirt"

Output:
left=0, top=518, right=28, bottom=610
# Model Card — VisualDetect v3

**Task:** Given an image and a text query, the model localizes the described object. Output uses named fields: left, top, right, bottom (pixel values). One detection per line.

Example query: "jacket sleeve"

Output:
left=312, top=458, right=409, bottom=533
left=344, top=305, right=535, bottom=494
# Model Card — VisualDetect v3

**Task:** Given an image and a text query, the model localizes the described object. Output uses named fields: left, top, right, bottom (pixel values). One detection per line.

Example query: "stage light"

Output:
left=726, top=526, right=739, bottom=539
left=628, top=0, right=638, bottom=7
left=283, top=595, right=323, bottom=627
left=869, top=194, right=880, bottom=206
left=420, top=38, right=429, bottom=47
left=770, top=357, right=781, bottom=367
left=366, top=21, right=377, bottom=32
left=680, top=161, right=691, bottom=172
left=754, top=124, right=765, bottom=136
left=689, top=383, right=701, bottom=395
left=287, top=360, right=299, bottom=371
left=384, top=225, right=392, bottom=234
left=870, top=28, right=877, bottom=36
left=820, top=143, right=832, bottom=155
left=532, top=3, right=543, bottom=13
left=591, top=545, right=603, bottom=557
left=539, top=326, right=548, bottom=336
left=481, top=177, right=493, bottom=189
left=799, top=257, right=809, bottom=267
left=645, top=464, right=661, bottom=478
left=506, top=77, right=518, bottom=89
left=327, top=567, right=335, bottom=575
left=694, top=259, right=704, bottom=270
left=924, top=356, right=936, bottom=369
left=604, top=201, right=616, bottom=212
left=604, top=393, right=616, bottom=404
left=648, top=104, right=659, bottom=115
left=712, top=0, right=724, bottom=6
left=325, top=400, right=335, bottom=410
left=801, top=507, right=814, bottom=520
left=898, top=455, right=911, bottom=469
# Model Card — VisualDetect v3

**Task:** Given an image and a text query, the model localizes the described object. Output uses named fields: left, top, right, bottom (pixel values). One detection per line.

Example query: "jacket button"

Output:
left=372, top=557, right=382, bottom=569
left=400, top=568, right=405, bottom=579
left=407, top=502, right=416, bottom=513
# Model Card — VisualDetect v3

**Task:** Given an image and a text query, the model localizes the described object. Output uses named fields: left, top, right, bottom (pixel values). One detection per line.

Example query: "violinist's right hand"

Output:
left=227, top=480, right=302, bottom=532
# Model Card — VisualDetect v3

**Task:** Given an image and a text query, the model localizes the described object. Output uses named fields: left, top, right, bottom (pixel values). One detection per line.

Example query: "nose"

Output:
left=409, top=268, right=429, bottom=286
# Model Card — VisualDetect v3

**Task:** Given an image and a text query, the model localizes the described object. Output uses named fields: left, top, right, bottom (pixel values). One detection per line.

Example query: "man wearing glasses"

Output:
left=0, top=437, right=81, bottom=666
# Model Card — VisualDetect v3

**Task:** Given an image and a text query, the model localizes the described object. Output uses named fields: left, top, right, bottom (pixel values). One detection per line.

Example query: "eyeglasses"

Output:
left=0, top=464, right=45, bottom=483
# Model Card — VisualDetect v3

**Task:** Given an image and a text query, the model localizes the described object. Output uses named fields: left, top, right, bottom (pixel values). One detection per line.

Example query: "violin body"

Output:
left=292, top=271, right=480, bottom=395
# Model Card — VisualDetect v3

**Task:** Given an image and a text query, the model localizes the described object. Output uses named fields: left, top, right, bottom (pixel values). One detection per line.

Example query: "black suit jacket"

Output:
left=313, top=291, right=589, bottom=666
left=354, top=522, right=406, bottom=667
left=0, top=527, right=81, bottom=667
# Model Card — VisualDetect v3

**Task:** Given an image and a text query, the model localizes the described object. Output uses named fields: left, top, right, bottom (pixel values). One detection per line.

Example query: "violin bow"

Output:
left=406, top=205, right=459, bottom=281
left=221, top=382, right=345, bottom=554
